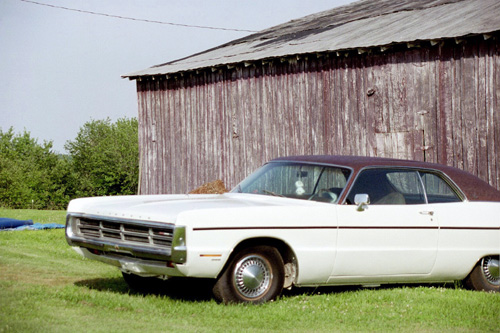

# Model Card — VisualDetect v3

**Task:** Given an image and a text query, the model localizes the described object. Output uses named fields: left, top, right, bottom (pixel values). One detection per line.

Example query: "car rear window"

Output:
left=419, top=171, right=462, bottom=203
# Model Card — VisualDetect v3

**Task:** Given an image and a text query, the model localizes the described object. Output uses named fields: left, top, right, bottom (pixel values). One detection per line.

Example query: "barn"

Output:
left=123, top=0, right=500, bottom=194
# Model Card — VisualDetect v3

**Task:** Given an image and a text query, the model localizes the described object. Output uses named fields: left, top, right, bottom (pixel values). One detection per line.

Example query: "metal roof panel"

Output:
left=124, top=0, right=500, bottom=78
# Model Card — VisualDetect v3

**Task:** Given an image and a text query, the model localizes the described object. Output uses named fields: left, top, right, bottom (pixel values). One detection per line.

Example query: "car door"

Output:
left=330, top=168, right=438, bottom=280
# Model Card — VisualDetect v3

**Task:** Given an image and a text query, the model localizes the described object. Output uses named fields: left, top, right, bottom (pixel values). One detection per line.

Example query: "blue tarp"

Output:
left=0, top=218, right=64, bottom=231
left=0, top=218, right=33, bottom=229
left=12, top=223, right=65, bottom=230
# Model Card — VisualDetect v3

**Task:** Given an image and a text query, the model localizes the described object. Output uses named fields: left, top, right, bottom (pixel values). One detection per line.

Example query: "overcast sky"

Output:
left=1, top=0, right=355, bottom=153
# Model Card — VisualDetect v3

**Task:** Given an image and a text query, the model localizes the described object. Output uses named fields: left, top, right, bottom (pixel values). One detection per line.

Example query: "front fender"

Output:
left=176, top=204, right=338, bottom=283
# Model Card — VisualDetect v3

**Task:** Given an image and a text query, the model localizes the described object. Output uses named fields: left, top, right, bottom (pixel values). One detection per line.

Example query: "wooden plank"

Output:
left=157, top=80, right=166, bottom=193
left=331, top=56, right=342, bottom=154
left=436, top=44, right=447, bottom=166
left=341, top=56, right=353, bottom=155
left=449, top=42, right=464, bottom=170
left=476, top=40, right=488, bottom=183
left=376, top=55, right=389, bottom=134
left=307, top=58, right=319, bottom=155
left=368, top=53, right=385, bottom=156
left=320, top=56, right=332, bottom=154
left=364, top=53, right=376, bottom=157
left=439, top=43, right=455, bottom=167
left=422, top=46, right=439, bottom=164
left=145, top=81, right=155, bottom=193
left=229, top=69, right=241, bottom=185
left=415, top=48, right=437, bottom=162
left=460, top=42, right=479, bottom=176
left=392, top=51, right=409, bottom=133
left=354, top=54, right=365, bottom=156
left=407, top=48, right=425, bottom=161
left=492, top=38, right=500, bottom=189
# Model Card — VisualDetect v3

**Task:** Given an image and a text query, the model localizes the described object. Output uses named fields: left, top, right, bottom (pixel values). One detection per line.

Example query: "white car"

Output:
left=66, top=155, right=500, bottom=303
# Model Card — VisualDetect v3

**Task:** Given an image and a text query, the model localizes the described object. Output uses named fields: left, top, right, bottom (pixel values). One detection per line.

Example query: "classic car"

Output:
left=66, top=155, right=500, bottom=303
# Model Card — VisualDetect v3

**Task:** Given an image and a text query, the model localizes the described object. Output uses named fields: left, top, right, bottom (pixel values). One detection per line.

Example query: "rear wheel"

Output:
left=463, top=256, right=499, bottom=292
left=213, top=246, right=284, bottom=304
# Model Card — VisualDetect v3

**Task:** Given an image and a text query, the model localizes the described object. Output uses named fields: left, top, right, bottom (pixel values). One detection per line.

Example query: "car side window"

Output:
left=419, top=171, right=462, bottom=203
left=346, top=169, right=426, bottom=205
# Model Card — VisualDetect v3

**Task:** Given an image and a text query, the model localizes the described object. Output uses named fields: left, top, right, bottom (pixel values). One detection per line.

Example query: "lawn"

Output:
left=0, top=208, right=498, bottom=332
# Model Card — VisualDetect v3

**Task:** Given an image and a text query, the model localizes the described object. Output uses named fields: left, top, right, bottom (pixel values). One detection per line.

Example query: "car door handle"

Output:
left=419, top=211, right=434, bottom=216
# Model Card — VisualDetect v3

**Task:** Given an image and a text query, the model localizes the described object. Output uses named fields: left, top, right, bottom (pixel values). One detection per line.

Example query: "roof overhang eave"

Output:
left=122, top=31, right=500, bottom=81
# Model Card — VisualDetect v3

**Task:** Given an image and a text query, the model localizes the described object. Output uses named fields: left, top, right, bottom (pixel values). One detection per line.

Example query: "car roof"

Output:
left=271, top=155, right=500, bottom=202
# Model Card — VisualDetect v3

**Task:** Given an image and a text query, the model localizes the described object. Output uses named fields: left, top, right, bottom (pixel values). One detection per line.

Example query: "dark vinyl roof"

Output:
left=124, top=0, right=500, bottom=78
left=271, top=155, right=500, bottom=202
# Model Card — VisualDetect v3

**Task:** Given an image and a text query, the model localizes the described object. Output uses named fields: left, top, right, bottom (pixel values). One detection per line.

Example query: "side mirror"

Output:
left=354, top=193, right=370, bottom=212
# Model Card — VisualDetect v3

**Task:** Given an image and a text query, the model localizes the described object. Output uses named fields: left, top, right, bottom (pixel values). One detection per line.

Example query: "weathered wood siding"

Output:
left=136, top=35, right=499, bottom=194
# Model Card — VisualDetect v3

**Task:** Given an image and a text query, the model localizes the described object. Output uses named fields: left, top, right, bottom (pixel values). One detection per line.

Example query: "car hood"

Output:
left=67, top=193, right=308, bottom=223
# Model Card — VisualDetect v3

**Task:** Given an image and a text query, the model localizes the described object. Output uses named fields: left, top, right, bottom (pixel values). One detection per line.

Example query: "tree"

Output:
left=65, top=117, right=139, bottom=197
left=0, top=128, right=76, bottom=209
left=0, top=118, right=139, bottom=209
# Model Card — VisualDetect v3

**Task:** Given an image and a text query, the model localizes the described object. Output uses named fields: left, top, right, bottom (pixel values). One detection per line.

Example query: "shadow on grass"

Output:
left=75, top=276, right=464, bottom=303
left=74, top=276, right=215, bottom=302
left=281, top=281, right=464, bottom=299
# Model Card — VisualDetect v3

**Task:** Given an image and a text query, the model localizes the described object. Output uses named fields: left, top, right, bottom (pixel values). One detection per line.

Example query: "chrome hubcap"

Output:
left=481, top=256, right=500, bottom=286
left=234, top=255, right=271, bottom=299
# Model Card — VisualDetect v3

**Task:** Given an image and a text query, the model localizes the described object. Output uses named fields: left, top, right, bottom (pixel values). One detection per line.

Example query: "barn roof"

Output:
left=124, top=0, right=500, bottom=79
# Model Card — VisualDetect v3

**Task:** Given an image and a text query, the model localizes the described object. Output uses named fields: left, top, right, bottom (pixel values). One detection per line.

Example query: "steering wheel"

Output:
left=308, top=189, right=338, bottom=203
left=319, top=189, right=338, bottom=203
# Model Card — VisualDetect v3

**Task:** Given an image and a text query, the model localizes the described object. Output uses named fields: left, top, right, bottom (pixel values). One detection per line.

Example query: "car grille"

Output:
left=76, top=217, right=174, bottom=249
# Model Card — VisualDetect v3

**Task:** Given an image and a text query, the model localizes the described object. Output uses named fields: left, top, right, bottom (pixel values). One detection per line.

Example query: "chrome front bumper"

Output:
left=73, top=247, right=185, bottom=277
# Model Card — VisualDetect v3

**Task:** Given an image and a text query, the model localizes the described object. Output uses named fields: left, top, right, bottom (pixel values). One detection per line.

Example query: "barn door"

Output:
left=369, top=51, right=436, bottom=162
left=374, top=109, right=429, bottom=161
left=375, top=130, right=423, bottom=160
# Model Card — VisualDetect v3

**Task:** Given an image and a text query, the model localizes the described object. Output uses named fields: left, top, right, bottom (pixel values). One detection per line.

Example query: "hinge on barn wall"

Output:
left=151, top=123, right=156, bottom=143
left=415, top=111, right=429, bottom=131
left=418, top=145, right=433, bottom=151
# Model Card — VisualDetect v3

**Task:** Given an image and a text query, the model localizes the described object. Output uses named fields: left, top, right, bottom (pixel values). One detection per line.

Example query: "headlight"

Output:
left=65, top=214, right=78, bottom=242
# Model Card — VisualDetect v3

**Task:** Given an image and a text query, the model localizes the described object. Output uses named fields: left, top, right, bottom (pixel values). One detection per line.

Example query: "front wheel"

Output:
left=463, top=256, right=499, bottom=292
left=213, top=246, right=284, bottom=304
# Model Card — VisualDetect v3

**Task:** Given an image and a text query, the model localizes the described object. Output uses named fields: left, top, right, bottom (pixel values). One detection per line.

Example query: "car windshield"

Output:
left=232, top=162, right=351, bottom=203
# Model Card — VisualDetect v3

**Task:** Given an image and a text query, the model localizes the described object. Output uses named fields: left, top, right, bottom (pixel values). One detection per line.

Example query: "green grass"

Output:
left=1, top=208, right=499, bottom=332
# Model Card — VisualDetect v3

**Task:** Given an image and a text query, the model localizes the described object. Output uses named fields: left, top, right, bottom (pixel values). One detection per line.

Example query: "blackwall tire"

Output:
left=463, top=256, right=499, bottom=293
left=213, top=246, right=284, bottom=304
